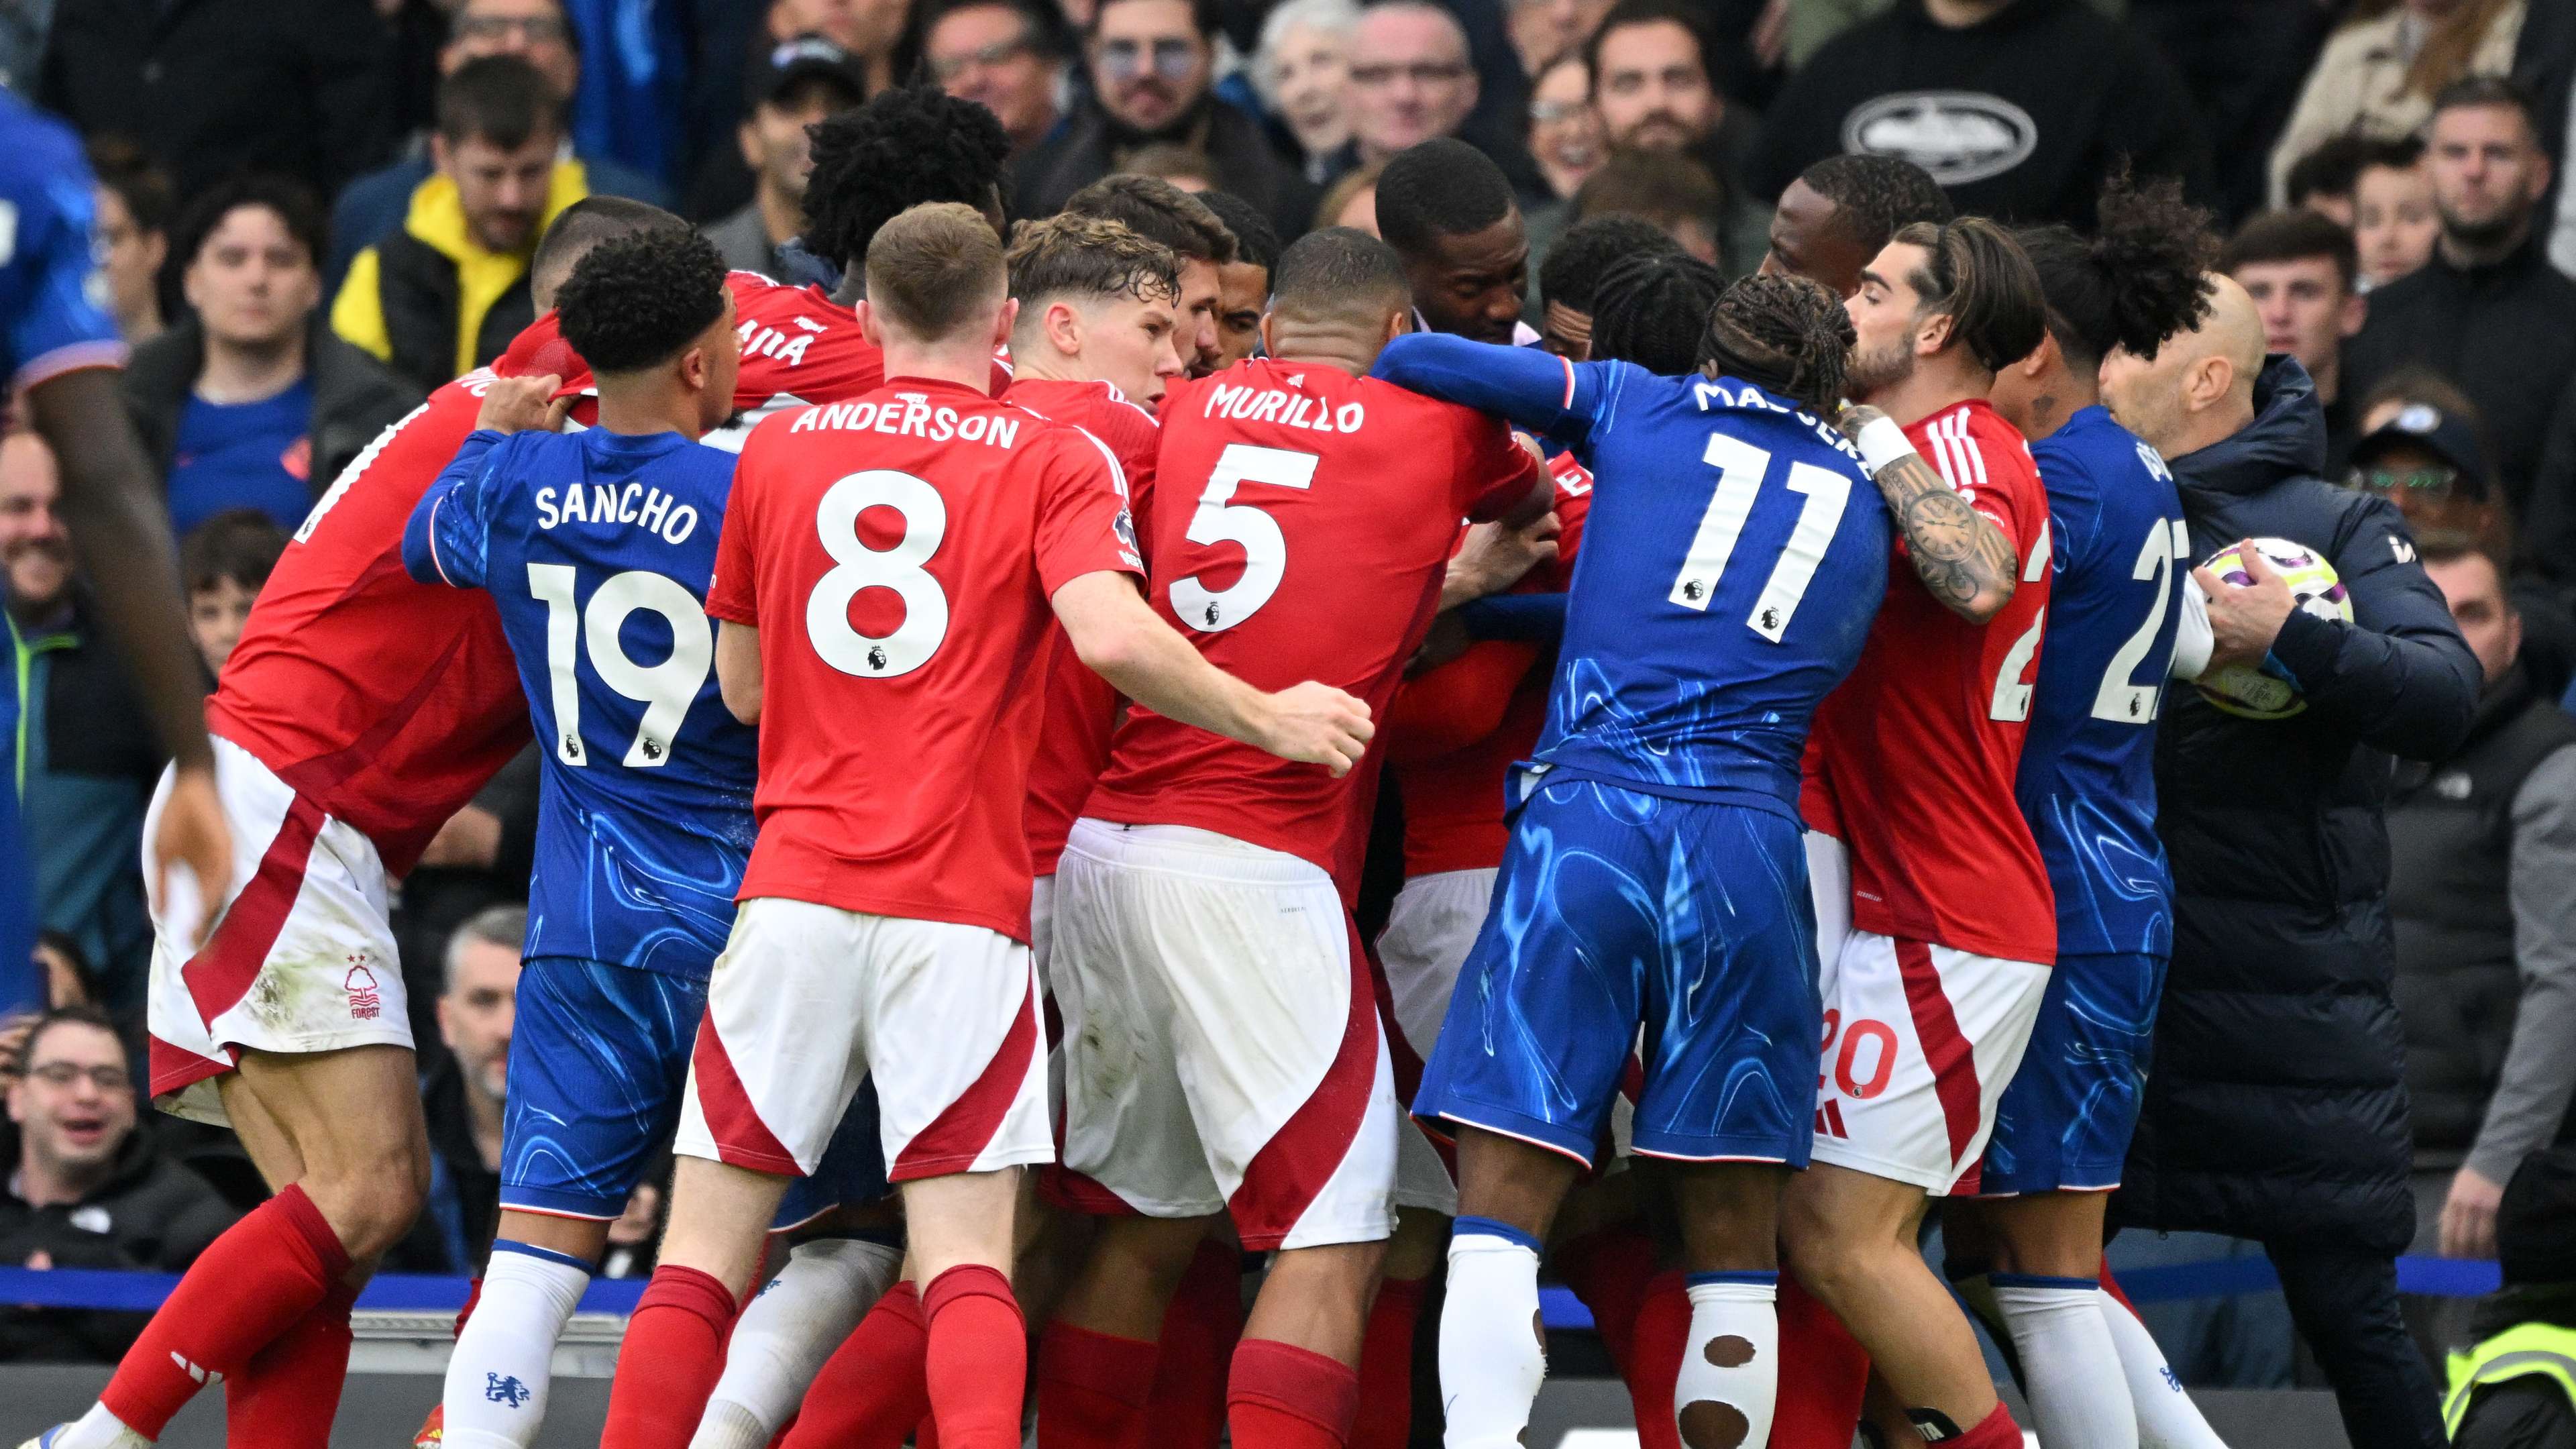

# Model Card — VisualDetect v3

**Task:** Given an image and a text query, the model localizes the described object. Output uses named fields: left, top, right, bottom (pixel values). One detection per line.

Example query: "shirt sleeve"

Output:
left=5, top=162, right=125, bottom=393
left=1453, top=411, right=1546, bottom=523
left=705, top=453, right=761, bottom=627
left=2467, top=743, right=2576, bottom=1183
left=1034, top=428, right=1146, bottom=596
left=1371, top=333, right=1616, bottom=446
left=400, top=430, right=506, bottom=590
left=2266, top=493, right=2481, bottom=759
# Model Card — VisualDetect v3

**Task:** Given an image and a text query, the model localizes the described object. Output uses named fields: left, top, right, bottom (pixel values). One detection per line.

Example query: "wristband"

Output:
left=1853, top=416, right=1915, bottom=477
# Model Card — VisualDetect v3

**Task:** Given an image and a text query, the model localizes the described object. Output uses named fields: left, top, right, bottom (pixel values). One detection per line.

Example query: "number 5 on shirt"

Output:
left=1169, top=442, right=1320, bottom=633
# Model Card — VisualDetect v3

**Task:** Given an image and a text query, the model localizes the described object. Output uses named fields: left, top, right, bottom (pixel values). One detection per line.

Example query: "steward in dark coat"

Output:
left=2119, top=356, right=2479, bottom=1449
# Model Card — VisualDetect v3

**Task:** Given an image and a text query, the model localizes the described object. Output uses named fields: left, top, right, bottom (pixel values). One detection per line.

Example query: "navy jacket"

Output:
left=2116, top=358, right=2481, bottom=1251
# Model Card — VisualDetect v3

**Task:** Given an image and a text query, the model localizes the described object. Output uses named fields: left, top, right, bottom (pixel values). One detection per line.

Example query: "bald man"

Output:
left=2100, top=274, right=2478, bottom=1449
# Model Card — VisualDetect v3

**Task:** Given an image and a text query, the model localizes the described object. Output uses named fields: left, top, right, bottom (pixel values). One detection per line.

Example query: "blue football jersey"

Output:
left=402, top=428, right=757, bottom=979
left=1371, top=335, right=1892, bottom=816
left=2017, top=407, right=2190, bottom=957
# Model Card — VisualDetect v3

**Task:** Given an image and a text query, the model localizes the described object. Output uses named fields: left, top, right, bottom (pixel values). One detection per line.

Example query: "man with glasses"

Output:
left=1014, top=0, right=1316, bottom=240
left=1343, top=3, right=1480, bottom=171
left=0, top=1008, right=238, bottom=1363
left=925, top=0, right=1068, bottom=154
left=327, top=0, right=675, bottom=290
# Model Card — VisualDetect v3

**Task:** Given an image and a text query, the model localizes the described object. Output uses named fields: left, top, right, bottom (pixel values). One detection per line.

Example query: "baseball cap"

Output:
left=2349, top=402, right=2489, bottom=498
left=754, top=35, right=867, bottom=110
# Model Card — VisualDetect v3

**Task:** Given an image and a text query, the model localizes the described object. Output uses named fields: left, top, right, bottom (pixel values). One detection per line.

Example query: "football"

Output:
left=2193, top=537, right=2353, bottom=720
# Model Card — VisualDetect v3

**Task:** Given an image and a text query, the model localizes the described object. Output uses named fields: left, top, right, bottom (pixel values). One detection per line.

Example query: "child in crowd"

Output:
left=176, top=507, right=288, bottom=678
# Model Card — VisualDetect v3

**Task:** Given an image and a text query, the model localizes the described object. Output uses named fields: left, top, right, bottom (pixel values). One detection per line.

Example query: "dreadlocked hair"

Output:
left=2014, top=169, right=2218, bottom=368
left=1589, top=250, right=1727, bottom=376
left=802, top=86, right=1012, bottom=274
left=1695, top=272, right=1854, bottom=413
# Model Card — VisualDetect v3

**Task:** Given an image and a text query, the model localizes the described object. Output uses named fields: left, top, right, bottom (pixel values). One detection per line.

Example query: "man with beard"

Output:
left=1778, top=216, right=2052, bottom=1449
left=1013, top=0, right=1316, bottom=241
left=1584, top=0, right=1762, bottom=272
left=2346, top=76, right=2576, bottom=527
left=1, top=435, right=163, bottom=1014
left=1377, top=139, right=1539, bottom=347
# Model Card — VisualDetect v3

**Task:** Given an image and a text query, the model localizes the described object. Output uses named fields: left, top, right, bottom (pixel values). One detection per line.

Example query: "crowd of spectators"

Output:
left=0, top=0, right=2571, bottom=1406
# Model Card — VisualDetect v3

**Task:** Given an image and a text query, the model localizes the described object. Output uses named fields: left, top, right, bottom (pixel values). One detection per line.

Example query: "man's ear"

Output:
left=855, top=299, right=882, bottom=349
left=1384, top=307, right=1413, bottom=345
left=1258, top=310, right=1277, bottom=357
left=738, top=118, right=763, bottom=172
left=1915, top=310, right=1955, bottom=358
left=2189, top=354, right=2231, bottom=411
left=431, top=133, right=454, bottom=178
left=2018, top=329, right=2056, bottom=378
left=679, top=342, right=708, bottom=393
left=2341, top=290, right=2368, bottom=339
left=993, top=295, right=1021, bottom=352
left=1044, top=299, right=1085, bottom=357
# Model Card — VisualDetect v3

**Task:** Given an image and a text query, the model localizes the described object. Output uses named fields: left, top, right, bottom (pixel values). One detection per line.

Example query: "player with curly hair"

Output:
left=1368, top=267, right=1894, bottom=1449
left=800, top=85, right=1013, bottom=294
left=396, top=226, right=881, bottom=1449
left=1929, top=173, right=2229, bottom=1449
left=1058, top=174, right=1238, bottom=376
left=1586, top=250, right=1727, bottom=376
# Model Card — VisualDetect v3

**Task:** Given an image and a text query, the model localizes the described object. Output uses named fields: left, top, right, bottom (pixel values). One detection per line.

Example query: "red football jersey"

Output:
left=706, top=378, right=1142, bottom=941
left=1006, top=376, right=1165, bottom=876
left=1391, top=452, right=1593, bottom=878
left=1803, top=398, right=2057, bottom=964
left=717, top=275, right=1016, bottom=440
left=205, top=331, right=570, bottom=874
left=1083, top=358, right=1543, bottom=894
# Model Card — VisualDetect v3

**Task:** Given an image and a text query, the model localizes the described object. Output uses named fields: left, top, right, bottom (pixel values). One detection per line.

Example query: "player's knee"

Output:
left=307, top=1138, right=432, bottom=1258
left=1778, top=1197, right=1874, bottom=1305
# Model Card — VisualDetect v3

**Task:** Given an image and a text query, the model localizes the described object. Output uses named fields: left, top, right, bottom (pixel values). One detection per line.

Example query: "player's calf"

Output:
left=1666, top=1163, right=1788, bottom=1449
left=232, top=1043, right=433, bottom=1263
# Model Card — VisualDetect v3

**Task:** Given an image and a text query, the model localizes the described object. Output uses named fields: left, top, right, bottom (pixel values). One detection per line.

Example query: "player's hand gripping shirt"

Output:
left=706, top=380, right=1140, bottom=941
left=1004, top=376, right=1164, bottom=876
left=1388, top=453, right=1593, bottom=878
left=2017, top=406, right=2190, bottom=957
left=1803, top=398, right=2057, bottom=965
left=1368, top=334, right=1893, bottom=820
left=403, top=428, right=758, bottom=978
left=1080, top=356, right=1542, bottom=894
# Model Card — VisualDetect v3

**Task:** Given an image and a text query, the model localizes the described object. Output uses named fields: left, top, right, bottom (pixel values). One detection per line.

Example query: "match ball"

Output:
left=2193, top=537, right=2351, bottom=720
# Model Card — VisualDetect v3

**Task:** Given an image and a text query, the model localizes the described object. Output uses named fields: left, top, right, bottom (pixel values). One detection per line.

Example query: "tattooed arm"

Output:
left=1837, top=403, right=2019, bottom=625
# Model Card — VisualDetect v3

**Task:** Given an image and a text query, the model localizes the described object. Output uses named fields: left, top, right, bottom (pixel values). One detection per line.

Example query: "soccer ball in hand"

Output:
left=2192, top=537, right=2351, bottom=720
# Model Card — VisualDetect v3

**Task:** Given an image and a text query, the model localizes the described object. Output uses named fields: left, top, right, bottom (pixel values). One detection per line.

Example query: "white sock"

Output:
left=690, top=1236, right=904, bottom=1449
left=1674, top=1273, right=1778, bottom=1449
left=437, top=1240, right=593, bottom=1449
left=1440, top=1217, right=1548, bottom=1449
left=52, top=1403, right=150, bottom=1449
left=1992, top=1275, right=2137, bottom=1449
left=2096, top=1285, right=2231, bottom=1449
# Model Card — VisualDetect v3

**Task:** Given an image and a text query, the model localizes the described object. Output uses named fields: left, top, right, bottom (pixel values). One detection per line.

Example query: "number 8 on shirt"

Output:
left=682, top=380, right=1145, bottom=1184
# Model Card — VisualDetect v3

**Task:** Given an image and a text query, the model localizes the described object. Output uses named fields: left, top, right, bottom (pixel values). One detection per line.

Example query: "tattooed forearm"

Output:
left=1837, top=405, right=2018, bottom=624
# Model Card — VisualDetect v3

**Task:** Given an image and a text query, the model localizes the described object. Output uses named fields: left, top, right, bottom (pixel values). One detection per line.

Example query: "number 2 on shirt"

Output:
left=1669, top=432, right=1851, bottom=643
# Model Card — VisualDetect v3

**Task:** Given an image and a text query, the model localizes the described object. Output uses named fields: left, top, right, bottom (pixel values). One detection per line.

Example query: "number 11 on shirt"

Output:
left=1669, top=432, right=1853, bottom=643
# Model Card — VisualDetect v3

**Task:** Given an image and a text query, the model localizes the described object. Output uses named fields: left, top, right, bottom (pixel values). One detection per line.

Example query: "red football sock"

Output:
left=221, top=1277, right=361, bottom=1447
left=453, top=1274, right=482, bottom=1339
left=1228, top=1337, right=1358, bottom=1449
left=601, top=1265, right=739, bottom=1449
left=1348, top=1277, right=1427, bottom=1449
left=1629, top=1270, right=1690, bottom=1449
left=1552, top=1225, right=1659, bottom=1375
left=922, top=1265, right=1028, bottom=1449
left=782, top=1281, right=930, bottom=1449
left=1949, top=1401, right=2023, bottom=1449
left=1144, top=1239, right=1244, bottom=1449
left=1768, top=1274, right=1871, bottom=1449
left=99, top=1182, right=351, bottom=1439
left=1036, top=1322, right=1159, bottom=1449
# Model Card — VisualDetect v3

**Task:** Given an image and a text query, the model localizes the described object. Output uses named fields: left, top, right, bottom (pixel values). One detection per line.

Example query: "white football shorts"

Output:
left=677, top=896, right=1051, bottom=1183
left=144, top=735, right=409, bottom=1126
left=1053, top=819, right=1399, bottom=1250
left=1808, top=928, right=2049, bottom=1195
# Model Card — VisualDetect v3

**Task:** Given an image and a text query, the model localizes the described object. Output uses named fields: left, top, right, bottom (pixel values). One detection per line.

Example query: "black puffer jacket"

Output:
left=2116, top=358, right=2481, bottom=1252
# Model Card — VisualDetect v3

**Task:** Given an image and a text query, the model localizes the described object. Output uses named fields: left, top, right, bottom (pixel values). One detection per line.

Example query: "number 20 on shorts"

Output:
left=1819, top=1007, right=1896, bottom=1100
